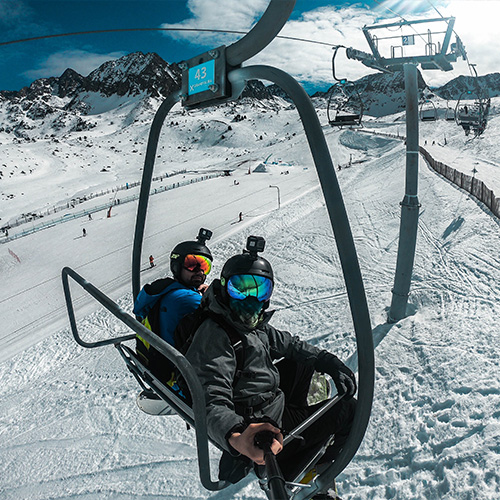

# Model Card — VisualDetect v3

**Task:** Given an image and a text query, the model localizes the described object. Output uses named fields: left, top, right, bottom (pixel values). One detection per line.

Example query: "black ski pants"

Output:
left=275, top=358, right=357, bottom=481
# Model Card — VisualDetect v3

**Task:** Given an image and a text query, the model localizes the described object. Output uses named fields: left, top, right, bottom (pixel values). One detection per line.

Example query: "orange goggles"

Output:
left=183, top=254, right=212, bottom=275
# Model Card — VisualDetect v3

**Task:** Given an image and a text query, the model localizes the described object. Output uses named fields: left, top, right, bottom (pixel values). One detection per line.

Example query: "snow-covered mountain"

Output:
left=433, top=72, right=500, bottom=100
left=0, top=52, right=182, bottom=140
left=2, top=49, right=500, bottom=142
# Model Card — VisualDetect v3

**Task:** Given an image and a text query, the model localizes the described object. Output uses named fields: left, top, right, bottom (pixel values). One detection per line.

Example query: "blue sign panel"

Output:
left=188, top=59, right=215, bottom=95
left=402, top=35, right=415, bottom=46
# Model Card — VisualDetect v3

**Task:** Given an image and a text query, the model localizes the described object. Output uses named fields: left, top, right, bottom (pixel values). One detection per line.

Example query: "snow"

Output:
left=1, top=94, right=500, bottom=499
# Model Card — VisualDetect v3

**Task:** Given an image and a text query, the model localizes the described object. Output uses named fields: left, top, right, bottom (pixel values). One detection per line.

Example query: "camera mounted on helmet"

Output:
left=197, top=227, right=212, bottom=246
left=220, top=235, right=273, bottom=301
left=245, top=235, right=265, bottom=258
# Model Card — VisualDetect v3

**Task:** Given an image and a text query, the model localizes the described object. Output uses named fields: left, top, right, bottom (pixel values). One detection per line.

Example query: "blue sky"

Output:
left=0, top=0, right=499, bottom=93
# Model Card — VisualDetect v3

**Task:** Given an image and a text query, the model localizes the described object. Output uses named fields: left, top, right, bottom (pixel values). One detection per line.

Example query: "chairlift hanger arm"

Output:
left=331, top=45, right=346, bottom=83
left=132, top=91, right=180, bottom=301
left=228, top=64, right=374, bottom=498
left=226, top=0, right=295, bottom=67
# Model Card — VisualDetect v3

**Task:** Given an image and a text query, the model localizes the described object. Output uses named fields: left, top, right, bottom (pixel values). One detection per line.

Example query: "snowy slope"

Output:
left=1, top=97, right=500, bottom=499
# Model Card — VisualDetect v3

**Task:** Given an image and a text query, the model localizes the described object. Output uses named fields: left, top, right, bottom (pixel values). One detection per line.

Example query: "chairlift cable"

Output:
left=426, top=0, right=478, bottom=78
left=426, top=0, right=445, bottom=19
left=0, top=27, right=336, bottom=48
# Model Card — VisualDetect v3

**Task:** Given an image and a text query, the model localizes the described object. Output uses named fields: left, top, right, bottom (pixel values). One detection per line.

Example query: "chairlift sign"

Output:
left=402, top=35, right=415, bottom=46
left=188, top=59, right=215, bottom=95
left=180, top=46, right=230, bottom=109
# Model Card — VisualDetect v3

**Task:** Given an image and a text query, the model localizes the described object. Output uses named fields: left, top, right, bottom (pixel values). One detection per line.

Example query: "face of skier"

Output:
left=180, top=265, right=206, bottom=288
left=224, top=274, right=273, bottom=328
left=179, top=254, right=211, bottom=289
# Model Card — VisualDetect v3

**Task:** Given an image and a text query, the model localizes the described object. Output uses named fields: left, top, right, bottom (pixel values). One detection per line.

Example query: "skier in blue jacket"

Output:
left=133, top=228, right=213, bottom=381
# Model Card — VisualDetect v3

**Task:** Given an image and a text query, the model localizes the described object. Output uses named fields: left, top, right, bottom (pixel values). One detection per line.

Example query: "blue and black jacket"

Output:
left=133, top=277, right=202, bottom=378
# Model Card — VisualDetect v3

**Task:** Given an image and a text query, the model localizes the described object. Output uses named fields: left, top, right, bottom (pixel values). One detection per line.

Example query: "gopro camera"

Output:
left=246, top=235, right=265, bottom=256
left=197, top=228, right=213, bottom=244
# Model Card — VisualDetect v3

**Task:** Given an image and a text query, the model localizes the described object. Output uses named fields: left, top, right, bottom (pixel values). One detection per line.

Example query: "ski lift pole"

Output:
left=269, top=185, right=281, bottom=208
left=389, top=63, right=421, bottom=323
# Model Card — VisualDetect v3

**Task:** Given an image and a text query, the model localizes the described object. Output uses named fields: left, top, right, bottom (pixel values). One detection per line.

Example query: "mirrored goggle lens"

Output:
left=183, top=254, right=212, bottom=274
left=227, top=275, right=273, bottom=302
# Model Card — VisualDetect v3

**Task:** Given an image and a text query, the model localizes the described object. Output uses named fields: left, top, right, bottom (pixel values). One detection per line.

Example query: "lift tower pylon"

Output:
left=347, top=17, right=466, bottom=323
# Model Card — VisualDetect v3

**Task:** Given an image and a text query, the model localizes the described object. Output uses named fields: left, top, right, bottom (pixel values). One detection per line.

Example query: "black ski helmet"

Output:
left=170, top=228, right=213, bottom=278
left=220, top=236, right=274, bottom=287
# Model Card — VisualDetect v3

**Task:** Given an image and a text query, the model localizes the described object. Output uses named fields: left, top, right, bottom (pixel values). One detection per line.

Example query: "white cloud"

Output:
left=250, top=6, right=379, bottom=87
left=161, top=2, right=379, bottom=87
left=24, top=50, right=126, bottom=81
left=160, top=0, right=268, bottom=46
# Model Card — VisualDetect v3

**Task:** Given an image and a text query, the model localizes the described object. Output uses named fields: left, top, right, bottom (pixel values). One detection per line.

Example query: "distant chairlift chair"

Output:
left=327, top=46, right=364, bottom=128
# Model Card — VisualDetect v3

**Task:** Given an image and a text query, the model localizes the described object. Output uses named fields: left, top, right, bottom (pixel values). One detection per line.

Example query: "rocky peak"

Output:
left=85, top=51, right=181, bottom=97
left=434, top=72, right=500, bottom=100
left=56, top=68, right=86, bottom=98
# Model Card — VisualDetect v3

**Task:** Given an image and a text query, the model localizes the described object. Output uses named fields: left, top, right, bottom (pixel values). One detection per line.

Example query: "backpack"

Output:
left=135, top=279, right=245, bottom=387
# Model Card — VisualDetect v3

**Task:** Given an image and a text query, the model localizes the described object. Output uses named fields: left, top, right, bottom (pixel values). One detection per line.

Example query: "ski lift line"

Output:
left=427, top=0, right=445, bottom=19
left=424, top=0, right=477, bottom=76
left=425, top=0, right=470, bottom=67
left=0, top=27, right=336, bottom=49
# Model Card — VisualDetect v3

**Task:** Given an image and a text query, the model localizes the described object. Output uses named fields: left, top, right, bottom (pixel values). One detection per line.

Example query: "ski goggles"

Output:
left=226, top=274, right=273, bottom=302
left=183, top=254, right=212, bottom=275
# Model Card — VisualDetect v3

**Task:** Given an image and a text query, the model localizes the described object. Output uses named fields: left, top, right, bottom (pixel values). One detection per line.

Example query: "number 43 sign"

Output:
left=188, top=59, right=215, bottom=95
left=180, top=46, right=229, bottom=109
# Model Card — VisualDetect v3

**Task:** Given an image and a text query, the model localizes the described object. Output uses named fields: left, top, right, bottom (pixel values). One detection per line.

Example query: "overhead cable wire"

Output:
left=0, top=27, right=336, bottom=48
left=426, top=0, right=445, bottom=18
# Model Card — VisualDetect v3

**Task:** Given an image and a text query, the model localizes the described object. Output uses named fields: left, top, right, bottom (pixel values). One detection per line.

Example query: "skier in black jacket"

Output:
left=184, top=236, right=357, bottom=490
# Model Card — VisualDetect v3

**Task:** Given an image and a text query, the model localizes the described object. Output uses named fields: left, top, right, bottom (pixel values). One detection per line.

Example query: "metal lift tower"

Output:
left=346, top=17, right=467, bottom=322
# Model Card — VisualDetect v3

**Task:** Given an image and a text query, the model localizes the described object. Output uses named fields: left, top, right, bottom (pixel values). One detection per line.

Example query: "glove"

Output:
left=315, top=351, right=357, bottom=400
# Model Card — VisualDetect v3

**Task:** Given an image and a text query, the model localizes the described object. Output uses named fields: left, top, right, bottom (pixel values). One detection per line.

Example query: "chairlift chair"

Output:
left=455, top=64, right=489, bottom=137
left=327, top=82, right=364, bottom=128
left=62, top=1, right=374, bottom=499
left=419, top=100, right=437, bottom=121
left=327, top=46, right=364, bottom=128
left=455, top=90, right=488, bottom=136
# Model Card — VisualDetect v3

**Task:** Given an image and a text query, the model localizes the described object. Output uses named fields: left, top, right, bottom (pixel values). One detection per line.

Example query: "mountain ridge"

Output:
left=1, top=50, right=499, bottom=138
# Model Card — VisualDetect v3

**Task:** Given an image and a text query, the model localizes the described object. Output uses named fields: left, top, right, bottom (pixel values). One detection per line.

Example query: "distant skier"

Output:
left=82, top=228, right=87, bottom=237
left=239, top=212, right=243, bottom=222
left=149, top=255, right=155, bottom=268
left=88, top=213, right=92, bottom=221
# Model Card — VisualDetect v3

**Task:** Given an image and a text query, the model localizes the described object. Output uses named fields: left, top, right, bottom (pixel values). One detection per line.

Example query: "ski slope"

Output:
left=1, top=100, right=500, bottom=499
